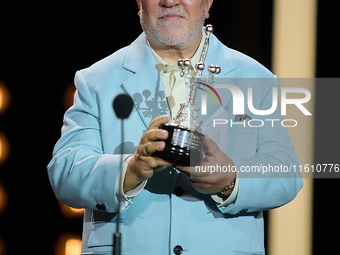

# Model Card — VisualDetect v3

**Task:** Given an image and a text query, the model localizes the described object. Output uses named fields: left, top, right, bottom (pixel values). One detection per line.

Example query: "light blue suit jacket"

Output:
left=48, top=32, right=302, bottom=255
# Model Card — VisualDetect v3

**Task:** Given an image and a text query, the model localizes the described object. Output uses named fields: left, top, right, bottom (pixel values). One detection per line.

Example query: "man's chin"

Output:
left=142, top=19, right=203, bottom=48
left=153, top=34, right=189, bottom=48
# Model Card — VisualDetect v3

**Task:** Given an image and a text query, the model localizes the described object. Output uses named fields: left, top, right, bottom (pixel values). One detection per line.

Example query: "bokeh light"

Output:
left=62, top=83, right=76, bottom=110
left=0, top=132, right=10, bottom=167
left=0, top=183, right=9, bottom=215
left=54, top=233, right=82, bottom=255
left=0, top=81, right=11, bottom=116
left=0, top=236, right=6, bottom=255
left=58, top=201, right=84, bottom=218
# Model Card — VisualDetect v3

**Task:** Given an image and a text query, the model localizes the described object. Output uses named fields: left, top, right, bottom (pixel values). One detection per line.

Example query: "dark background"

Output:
left=0, top=1, right=338, bottom=254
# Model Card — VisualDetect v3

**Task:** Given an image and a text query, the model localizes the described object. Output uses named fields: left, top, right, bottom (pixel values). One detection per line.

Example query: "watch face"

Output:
left=220, top=181, right=235, bottom=197
left=222, top=190, right=231, bottom=196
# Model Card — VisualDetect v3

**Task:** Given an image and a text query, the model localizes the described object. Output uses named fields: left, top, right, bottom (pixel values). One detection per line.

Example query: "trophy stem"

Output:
left=153, top=25, right=221, bottom=166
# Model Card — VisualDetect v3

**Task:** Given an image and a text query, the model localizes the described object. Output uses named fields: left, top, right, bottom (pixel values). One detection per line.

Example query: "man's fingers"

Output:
left=176, top=165, right=208, bottom=180
left=141, top=129, right=169, bottom=144
left=136, top=150, right=174, bottom=169
left=203, top=134, right=220, bottom=156
left=176, top=165, right=192, bottom=174
left=188, top=178, right=212, bottom=193
left=147, top=115, right=171, bottom=131
left=140, top=141, right=166, bottom=156
left=141, top=115, right=170, bottom=145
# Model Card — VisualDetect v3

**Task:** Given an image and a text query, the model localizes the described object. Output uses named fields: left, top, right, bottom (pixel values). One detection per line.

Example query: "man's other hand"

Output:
left=176, top=135, right=236, bottom=195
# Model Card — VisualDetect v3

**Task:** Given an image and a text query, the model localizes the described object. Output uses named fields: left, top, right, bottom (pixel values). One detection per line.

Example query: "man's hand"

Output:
left=176, top=135, right=236, bottom=195
left=124, top=115, right=174, bottom=192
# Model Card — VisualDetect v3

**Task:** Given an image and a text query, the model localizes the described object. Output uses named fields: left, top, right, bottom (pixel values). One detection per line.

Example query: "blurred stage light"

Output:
left=62, top=83, right=76, bottom=110
left=0, top=182, right=9, bottom=214
left=0, top=236, right=6, bottom=255
left=54, top=233, right=82, bottom=255
left=65, top=238, right=82, bottom=255
left=0, top=80, right=11, bottom=116
left=0, top=132, right=10, bottom=166
left=58, top=201, right=84, bottom=218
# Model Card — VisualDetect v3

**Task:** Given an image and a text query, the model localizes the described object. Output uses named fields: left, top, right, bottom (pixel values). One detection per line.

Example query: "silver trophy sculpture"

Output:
left=153, top=25, right=221, bottom=165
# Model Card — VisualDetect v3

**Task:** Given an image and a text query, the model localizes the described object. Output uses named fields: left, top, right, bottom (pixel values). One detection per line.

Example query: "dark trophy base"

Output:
left=153, top=124, right=204, bottom=166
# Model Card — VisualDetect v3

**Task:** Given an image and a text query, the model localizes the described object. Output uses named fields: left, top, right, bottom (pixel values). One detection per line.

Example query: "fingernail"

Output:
left=157, top=141, right=165, bottom=149
left=161, top=130, right=167, bottom=137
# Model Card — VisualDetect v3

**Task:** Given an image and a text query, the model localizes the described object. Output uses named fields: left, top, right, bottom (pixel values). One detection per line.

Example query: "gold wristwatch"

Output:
left=220, top=181, right=235, bottom=197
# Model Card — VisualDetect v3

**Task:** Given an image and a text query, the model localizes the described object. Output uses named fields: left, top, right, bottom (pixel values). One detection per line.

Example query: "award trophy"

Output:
left=153, top=25, right=221, bottom=165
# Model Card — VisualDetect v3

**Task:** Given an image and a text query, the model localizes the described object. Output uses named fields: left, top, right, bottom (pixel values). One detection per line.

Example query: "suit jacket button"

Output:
left=173, top=245, right=183, bottom=254
left=96, top=204, right=106, bottom=211
left=238, top=209, right=248, bottom=214
left=174, top=187, right=184, bottom=196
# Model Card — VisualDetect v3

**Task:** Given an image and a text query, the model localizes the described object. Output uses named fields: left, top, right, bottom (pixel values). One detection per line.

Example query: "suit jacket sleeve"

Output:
left=47, top=71, right=123, bottom=213
left=220, top=76, right=303, bottom=215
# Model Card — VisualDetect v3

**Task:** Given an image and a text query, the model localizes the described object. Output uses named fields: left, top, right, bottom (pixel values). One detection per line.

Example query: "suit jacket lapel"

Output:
left=206, top=34, right=237, bottom=76
left=205, top=34, right=238, bottom=115
left=120, top=32, right=238, bottom=129
left=121, top=33, right=170, bottom=129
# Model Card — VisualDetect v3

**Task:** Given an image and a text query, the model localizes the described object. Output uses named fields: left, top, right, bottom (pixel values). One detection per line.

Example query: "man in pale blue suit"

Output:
left=48, top=0, right=302, bottom=254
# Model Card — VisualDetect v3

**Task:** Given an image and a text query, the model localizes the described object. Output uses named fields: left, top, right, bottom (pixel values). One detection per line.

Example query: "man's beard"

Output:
left=139, top=5, right=206, bottom=49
